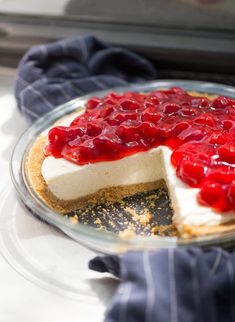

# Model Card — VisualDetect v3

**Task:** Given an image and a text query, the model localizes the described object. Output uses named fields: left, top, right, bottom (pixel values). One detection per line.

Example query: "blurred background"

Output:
left=0, top=0, right=234, bottom=82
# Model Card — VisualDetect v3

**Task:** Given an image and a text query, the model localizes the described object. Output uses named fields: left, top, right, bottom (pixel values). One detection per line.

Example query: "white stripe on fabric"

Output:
left=118, top=261, right=132, bottom=322
left=16, top=75, right=30, bottom=87
left=67, top=80, right=85, bottom=96
left=24, top=84, right=54, bottom=109
left=18, top=80, right=40, bottom=118
left=226, top=259, right=235, bottom=321
left=53, top=84, right=71, bottom=100
left=20, top=92, right=40, bottom=118
left=39, top=44, right=48, bottom=59
left=90, top=77, right=107, bottom=89
left=24, top=107, right=40, bottom=118
left=210, top=248, right=223, bottom=276
left=189, top=256, right=202, bottom=321
left=143, top=251, right=155, bottom=322
left=79, top=37, right=88, bottom=63
left=56, top=63, right=71, bottom=75
left=59, top=40, right=69, bottom=55
left=168, top=249, right=178, bottom=322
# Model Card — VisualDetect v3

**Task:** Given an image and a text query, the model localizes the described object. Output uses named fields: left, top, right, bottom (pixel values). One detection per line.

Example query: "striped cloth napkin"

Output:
left=15, top=36, right=235, bottom=322
left=90, top=248, right=235, bottom=322
left=14, top=36, right=156, bottom=123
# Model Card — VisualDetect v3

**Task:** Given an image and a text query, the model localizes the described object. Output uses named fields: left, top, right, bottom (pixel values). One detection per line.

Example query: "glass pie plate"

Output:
left=10, top=80, right=235, bottom=253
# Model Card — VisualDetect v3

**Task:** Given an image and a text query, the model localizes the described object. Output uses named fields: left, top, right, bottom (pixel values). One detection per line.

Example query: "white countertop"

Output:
left=0, top=67, right=116, bottom=322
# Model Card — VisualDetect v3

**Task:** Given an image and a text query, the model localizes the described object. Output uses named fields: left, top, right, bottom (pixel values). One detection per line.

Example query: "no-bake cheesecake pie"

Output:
left=26, top=87, right=235, bottom=237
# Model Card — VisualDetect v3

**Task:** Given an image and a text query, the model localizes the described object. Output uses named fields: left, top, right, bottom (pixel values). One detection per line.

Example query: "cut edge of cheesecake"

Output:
left=26, top=132, right=235, bottom=238
left=26, top=134, right=164, bottom=213
left=25, top=91, right=235, bottom=238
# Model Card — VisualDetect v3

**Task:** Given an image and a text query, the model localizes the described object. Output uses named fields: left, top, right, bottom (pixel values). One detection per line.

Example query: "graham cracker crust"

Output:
left=180, top=221, right=235, bottom=238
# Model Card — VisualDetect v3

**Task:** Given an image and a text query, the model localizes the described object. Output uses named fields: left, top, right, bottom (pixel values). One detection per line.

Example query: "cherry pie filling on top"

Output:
left=45, top=87, right=235, bottom=213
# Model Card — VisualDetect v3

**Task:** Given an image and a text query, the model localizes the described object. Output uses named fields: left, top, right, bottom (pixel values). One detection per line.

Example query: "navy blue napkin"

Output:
left=15, top=36, right=235, bottom=322
left=14, top=36, right=157, bottom=123
left=90, top=248, right=235, bottom=322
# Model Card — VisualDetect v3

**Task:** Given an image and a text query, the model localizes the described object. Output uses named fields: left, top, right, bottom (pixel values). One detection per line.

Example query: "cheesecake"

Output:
left=26, top=87, right=235, bottom=237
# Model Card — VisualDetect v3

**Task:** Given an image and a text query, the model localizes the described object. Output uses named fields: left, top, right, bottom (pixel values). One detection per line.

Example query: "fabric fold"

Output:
left=15, top=36, right=157, bottom=123
left=89, top=248, right=235, bottom=322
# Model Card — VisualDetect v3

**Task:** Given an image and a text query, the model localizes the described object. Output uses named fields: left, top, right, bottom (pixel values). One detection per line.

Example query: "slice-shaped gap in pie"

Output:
left=26, top=87, right=235, bottom=237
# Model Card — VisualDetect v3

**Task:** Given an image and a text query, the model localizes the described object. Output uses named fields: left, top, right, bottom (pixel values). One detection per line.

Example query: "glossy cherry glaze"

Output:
left=45, top=87, right=235, bottom=213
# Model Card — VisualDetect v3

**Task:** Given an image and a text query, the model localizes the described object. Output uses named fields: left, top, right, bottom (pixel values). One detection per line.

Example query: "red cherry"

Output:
left=177, top=160, right=206, bottom=186
left=141, top=108, right=161, bottom=123
left=211, top=96, right=233, bottom=109
left=120, top=100, right=140, bottom=110
left=208, top=167, right=235, bottom=184
left=221, top=120, right=234, bottom=131
left=180, top=108, right=197, bottom=116
left=107, top=112, right=137, bottom=126
left=195, top=114, right=215, bottom=127
left=106, top=92, right=122, bottom=100
left=163, top=87, right=186, bottom=96
left=70, top=111, right=95, bottom=126
left=144, top=102, right=156, bottom=109
left=86, top=97, right=101, bottom=110
left=218, top=144, right=235, bottom=164
left=86, top=122, right=103, bottom=137
left=93, top=134, right=123, bottom=153
left=172, top=121, right=190, bottom=136
left=180, top=128, right=209, bottom=143
left=116, top=122, right=141, bottom=142
left=171, top=149, right=186, bottom=166
left=191, top=97, right=210, bottom=108
left=148, top=91, right=168, bottom=100
left=48, top=126, right=81, bottom=144
left=162, top=103, right=181, bottom=114
left=104, top=92, right=121, bottom=105
left=198, top=182, right=223, bottom=205
left=139, top=122, right=168, bottom=140
left=99, top=106, right=114, bottom=118
left=227, top=184, right=235, bottom=208
left=209, top=132, right=227, bottom=145
left=67, top=140, right=98, bottom=163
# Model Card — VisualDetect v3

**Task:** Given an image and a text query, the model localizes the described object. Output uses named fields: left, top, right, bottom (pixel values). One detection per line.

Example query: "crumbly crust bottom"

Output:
left=180, top=221, right=235, bottom=238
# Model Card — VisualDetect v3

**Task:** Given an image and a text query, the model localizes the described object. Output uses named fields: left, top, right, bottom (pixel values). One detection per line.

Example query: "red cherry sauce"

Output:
left=45, top=87, right=235, bottom=213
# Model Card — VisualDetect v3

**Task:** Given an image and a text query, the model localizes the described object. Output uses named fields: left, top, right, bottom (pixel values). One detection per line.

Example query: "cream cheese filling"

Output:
left=41, top=112, right=235, bottom=227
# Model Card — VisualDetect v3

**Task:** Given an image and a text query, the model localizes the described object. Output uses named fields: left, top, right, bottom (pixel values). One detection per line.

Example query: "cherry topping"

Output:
left=172, top=121, right=190, bottom=136
left=221, top=120, right=234, bottom=131
left=120, top=100, right=140, bottom=110
left=86, top=122, right=103, bottom=136
left=212, top=96, right=234, bottom=109
left=177, top=160, right=206, bottom=186
left=116, top=122, right=141, bottom=143
left=45, top=88, right=235, bottom=213
left=209, top=132, right=226, bottom=145
left=141, top=108, right=161, bottom=123
left=163, top=103, right=181, bottom=114
left=195, top=114, right=215, bottom=127
left=218, top=144, right=235, bottom=164
left=198, top=182, right=224, bottom=206
left=140, top=122, right=168, bottom=141
left=227, top=184, right=235, bottom=208
left=86, top=97, right=101, bottom=109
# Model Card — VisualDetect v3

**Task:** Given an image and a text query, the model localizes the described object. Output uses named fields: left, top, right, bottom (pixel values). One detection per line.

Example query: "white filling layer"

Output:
left=41, top=111, right=235, bottom=227
left=42, top=148, right=163, bottom=200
